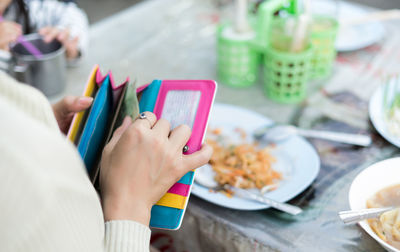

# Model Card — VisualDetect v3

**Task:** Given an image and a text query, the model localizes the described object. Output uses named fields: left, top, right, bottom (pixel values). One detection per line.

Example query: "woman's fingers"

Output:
left=8, top=24, right=21, bottom=38
left=40, top=27, right=59, bottom=43
left=3, top=21, right=22, bottom=34
left=0, top=22, right=22, bottom=49
left=57, top=29, right=70, bottom=43
left=39, top=27, right=51, bottom=38
left=46, top=28, right=60, bottom=42
left=39, top=27, right=80, bottom=59
left=10, top=32, right=19, bottom=41
left=65, top=36, right=79, bottom=59
left=52, top=96, right=93, bottom=134
left=76, top=96, right=93, bottom=110
left=106, top=116, right=133, bottom=152
left=38, top=27, right=50, bottom=35
left=65, top=96, right=93, bottom=112
left=169, top=124, right=191, bottom=151
left=182, top=144, right=213, bottom=171
left=13, top=23, right=22, bottom=33
left=54, top=96, right=93, bottom=115
left=133, top=111, right=157, bottom=129
left=152, top=118, right=171, bottom=137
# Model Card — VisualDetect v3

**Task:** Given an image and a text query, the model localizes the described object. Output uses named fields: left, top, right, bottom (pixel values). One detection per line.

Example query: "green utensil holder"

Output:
left=310, top=16, right=338, bottom=79
left=264, top=45, right=313, bottom=103
left=217, top=25, right=259, bottom=87
left=252, top=0, right=299, bottom=52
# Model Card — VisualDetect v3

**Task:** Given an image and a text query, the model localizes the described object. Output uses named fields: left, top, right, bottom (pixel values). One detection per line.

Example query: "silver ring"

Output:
left=137, top=112, right=153, bottom=128
left=139, top=112, right=147, bottom=119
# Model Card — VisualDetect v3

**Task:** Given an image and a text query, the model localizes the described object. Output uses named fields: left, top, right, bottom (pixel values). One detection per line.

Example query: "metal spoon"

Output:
left=338, top=207, right=395, bottom=225
left=195, top=164, right=303, bottom=215
left=253, top=124, right=372, bottom=147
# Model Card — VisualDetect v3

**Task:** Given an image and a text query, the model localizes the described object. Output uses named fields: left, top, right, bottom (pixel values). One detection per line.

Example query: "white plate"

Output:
left=312, top=0, right=385, bottom=52
left=369, top=84, right=400, bottom=148
left=191, top=103, right=320, bottom=210
left=349, top=158, right=400, bottom=252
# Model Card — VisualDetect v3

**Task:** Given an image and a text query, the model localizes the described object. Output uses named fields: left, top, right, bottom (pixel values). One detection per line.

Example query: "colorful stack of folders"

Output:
left=67, top=65, right=217, bottom=230
left=67, top=65, right=138, bottom=182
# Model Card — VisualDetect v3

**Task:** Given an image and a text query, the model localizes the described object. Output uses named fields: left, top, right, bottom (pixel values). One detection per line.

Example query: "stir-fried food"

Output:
left=206, top=129, right=281, bottom=190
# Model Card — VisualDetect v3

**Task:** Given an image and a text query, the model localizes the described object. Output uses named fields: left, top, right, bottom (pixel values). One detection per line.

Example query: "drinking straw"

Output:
left=290, top=0, right=312, bottom=52
left=16, top=36, right=43, bottom=59
left=0, top=15, right=43, bottom=59
left=235, top=0, right=250, bottom=33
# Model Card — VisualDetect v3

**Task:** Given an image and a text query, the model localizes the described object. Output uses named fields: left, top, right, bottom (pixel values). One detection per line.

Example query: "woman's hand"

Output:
left=100, top=113, right=213, bottom=226
left=39, top=27, right=80, bottom=59
left=0, top=21, right=22, bottom=51
left=52, top=96, right=93, bottom=134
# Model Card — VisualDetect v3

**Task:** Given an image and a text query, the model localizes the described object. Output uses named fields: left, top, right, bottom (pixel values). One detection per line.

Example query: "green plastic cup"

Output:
left=264, top=45, right=313, bottom=103
left=217, top=25, right=259, bottom=87
left=310, top=16, right=338, bottom=79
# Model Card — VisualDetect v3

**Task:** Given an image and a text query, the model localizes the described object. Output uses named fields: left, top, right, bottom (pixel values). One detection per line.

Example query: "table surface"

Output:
left=59, top=0, right=400, bottom=251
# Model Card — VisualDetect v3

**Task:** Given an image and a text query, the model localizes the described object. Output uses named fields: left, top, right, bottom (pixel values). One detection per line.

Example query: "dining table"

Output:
left=57, top=0, right=400, bottom=251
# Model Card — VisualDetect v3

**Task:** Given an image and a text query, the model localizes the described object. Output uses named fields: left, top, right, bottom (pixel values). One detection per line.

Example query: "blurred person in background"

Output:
left=0, top=0, right=89, bottom=66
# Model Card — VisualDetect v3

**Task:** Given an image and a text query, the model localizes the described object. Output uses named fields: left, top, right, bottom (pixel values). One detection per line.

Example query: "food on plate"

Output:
left=367, top=184, right=400, bottom=249
left=206, top=128, right=281, bottom=190
left=386, top=94, right=400, bottom=137
left=387, top=108, right=400, bottom=138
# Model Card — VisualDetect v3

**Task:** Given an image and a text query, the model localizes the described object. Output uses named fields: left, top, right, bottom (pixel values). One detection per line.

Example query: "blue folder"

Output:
left=78, top=76, right=113, bottom=174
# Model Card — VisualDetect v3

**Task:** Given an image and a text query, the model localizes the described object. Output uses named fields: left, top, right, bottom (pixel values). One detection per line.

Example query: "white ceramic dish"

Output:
left=191, top=103, right=320, bottom=210
left=348, top=157, right=400, bottom=252
left=369, top=84, right=400, bottom=148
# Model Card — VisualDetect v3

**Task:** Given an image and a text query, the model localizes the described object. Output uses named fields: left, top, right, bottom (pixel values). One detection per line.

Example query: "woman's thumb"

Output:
left=73, top=96, right=93, bottom=112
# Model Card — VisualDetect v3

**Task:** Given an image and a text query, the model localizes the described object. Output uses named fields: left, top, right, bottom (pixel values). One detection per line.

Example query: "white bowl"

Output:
left=349, top=158, right=400, bottom=252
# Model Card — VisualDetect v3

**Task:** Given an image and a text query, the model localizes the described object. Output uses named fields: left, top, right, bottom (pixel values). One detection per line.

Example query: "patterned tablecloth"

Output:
left=61, top=0, right=400, bottom=251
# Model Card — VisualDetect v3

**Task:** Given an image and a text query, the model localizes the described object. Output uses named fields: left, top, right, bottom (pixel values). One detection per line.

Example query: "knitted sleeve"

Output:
left=105, top=221, right=151, bottom=252
left=0, top=71, right=59, bottom=130
left=0, top=71, right=151, bottom=252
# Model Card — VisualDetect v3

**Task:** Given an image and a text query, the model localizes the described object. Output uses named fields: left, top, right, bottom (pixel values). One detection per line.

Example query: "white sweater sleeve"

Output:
left=0, top=72, right=151, bottom=252
left=27, top=0, right=89, bottom=61
left=105, top=221, right=151, bottom=252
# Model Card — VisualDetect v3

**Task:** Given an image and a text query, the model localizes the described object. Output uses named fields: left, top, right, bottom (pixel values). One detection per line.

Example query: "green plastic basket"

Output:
left=310, top=16, right=338, bottom=79
left=264, top=45, right=313, bottom=103
left=217, top=25, right=259, bottom=87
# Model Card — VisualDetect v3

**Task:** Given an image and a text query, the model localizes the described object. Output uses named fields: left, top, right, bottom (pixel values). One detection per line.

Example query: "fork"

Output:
left=225, top=185, right=303, bottom=215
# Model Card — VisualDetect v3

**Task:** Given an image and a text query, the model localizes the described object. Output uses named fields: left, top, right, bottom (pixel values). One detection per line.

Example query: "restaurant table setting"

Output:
left=60, top=0, right=400, bottom=251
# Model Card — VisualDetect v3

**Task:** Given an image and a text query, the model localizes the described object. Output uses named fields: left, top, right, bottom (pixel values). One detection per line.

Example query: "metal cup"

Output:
left=10, top=33, right=66, bottom=97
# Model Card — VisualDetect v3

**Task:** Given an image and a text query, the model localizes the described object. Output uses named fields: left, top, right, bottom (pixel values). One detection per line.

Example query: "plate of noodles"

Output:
left=191, top=103, right=320, bottom=210
left=349, top=158, right=400, bottom=252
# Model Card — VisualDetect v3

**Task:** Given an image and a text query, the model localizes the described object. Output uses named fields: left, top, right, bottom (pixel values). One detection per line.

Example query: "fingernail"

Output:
left=78, top=96, right=93, bottom=106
